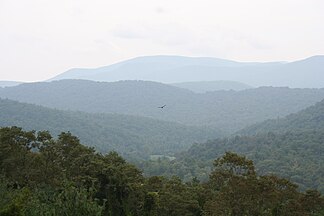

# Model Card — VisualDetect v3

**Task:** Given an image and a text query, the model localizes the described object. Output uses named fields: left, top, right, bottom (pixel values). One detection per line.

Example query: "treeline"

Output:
left=1, top=127, right=323, bottom=215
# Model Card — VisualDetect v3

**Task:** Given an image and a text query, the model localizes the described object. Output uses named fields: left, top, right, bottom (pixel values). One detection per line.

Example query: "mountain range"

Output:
left=171, top=80, right=252, bottom=92
left=47, top=55, right=324, bottom=88
left=1, top=80, right=324, bottom=133
left=2, top=55, right=324, bottom=89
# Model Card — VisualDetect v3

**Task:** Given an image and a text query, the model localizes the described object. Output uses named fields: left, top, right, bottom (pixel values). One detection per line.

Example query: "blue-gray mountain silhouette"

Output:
left=49, top=55, right=324, bottom=88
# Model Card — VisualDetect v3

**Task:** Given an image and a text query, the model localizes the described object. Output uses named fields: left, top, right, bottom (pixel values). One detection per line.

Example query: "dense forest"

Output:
left=1, top=127, right=323, bottom=215
left=140, top=100, right=324, bottom=192
left=0, top=98, right=218, bottom=161
left=141, top=131, right=324, bottom=192
left=1, top=80, right=324, bottom=133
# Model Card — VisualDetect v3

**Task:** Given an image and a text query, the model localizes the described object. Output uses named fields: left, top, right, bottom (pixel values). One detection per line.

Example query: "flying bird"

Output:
left=158, top=105, right=166, bottom=109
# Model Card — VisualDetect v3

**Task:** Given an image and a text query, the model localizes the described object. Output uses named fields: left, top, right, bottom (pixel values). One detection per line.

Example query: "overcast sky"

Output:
left=0, top=0, right=323, bottom=82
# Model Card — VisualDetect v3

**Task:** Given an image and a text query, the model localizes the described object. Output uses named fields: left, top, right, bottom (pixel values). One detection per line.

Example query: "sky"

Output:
left=0, top=0, right=324, bottom=82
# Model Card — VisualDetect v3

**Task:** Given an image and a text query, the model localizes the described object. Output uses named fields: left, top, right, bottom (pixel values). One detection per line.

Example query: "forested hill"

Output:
left=142, top=130, right=324, bottom=193
left=239, top=99, right=324, bottom=135
left=0, top=98, right=218, bottom=160
left=1, top=80, right=324, bottom=133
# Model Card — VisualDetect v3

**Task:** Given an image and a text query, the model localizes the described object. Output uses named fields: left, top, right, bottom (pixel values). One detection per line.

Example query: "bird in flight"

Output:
left=158, top=105, right=166, bottom=109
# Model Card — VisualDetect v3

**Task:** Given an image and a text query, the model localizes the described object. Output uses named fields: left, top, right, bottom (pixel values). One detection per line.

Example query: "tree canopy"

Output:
left=0, top=127, right=323, bottom=215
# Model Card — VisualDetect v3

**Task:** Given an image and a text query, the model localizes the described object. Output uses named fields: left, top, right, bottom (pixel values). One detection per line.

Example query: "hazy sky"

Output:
left=1, top=0, right=324, bottom=82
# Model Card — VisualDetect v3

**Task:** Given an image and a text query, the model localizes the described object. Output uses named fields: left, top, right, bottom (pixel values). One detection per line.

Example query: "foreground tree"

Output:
left=204, top=152, right=324, bottom=216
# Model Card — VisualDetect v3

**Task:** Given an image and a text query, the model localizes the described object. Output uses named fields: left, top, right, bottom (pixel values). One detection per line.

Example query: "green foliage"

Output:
left=141, top=131, right=324, bottom=193
left=28, top=184, right=103, bottom=216
left=0, top=179, right=31, bottom=216
left=0, top=127, right=147, bottom=215
left=1, top=127, right=323, bottom=215
left=203, top=153, right=324, bottom=216
left=0, top=179, right=103, bottom=216
left=142, top=176, right=201, bottom=216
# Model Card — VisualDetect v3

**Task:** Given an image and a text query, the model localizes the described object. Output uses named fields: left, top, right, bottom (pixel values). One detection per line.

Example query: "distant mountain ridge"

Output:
left=49, top=55, right=264, bottom=81
left=0, top=81, right=23, bottom=87
left=48, top=55, right=324, bottom=88
left=1, top=79, right=324, bottom=134
left=171, top=80, right=252, bottom=92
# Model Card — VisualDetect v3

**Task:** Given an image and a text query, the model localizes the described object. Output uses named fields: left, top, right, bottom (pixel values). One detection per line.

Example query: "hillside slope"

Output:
left=0, top=99, right=218, bottom=160
left=239, top=99, right=324, bottom=135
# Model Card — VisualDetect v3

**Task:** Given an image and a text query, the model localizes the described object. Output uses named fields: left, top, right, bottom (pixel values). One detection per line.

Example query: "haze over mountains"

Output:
left=1, top=54, right=324, bottom=196
left=1, top=80, right=324, bottom=134
left=2, top=0, right=324, bottom=212
left=47, top=55, right=324, bottom=88
left=2, top=55, right=324, bottom=90
left=49, top=55, right=270, bottom=82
